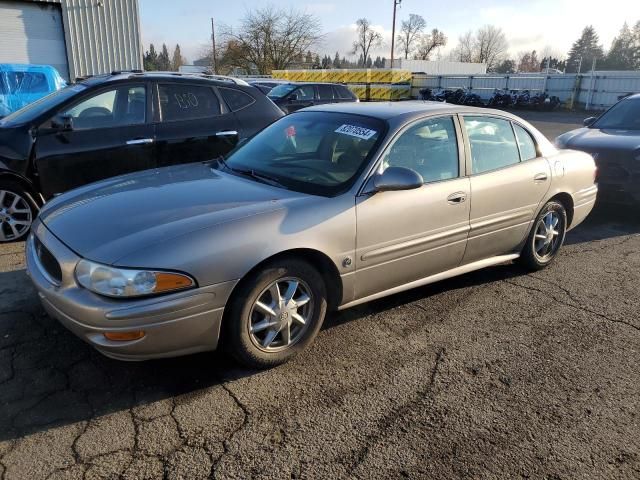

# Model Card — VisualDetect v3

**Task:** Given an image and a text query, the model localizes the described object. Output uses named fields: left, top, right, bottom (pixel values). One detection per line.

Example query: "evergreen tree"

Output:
left=304, top=50, right=313, bottom=64
left=143, top=43, right=158, bottom=71
left=333, top=51, right=341, bottom=68
left=171, top=44, right=185, bottom=71
left=314, top=54, right=321, bottom=66
left=365, top=56, right=373, bottom=68
left=157, top=43, right=171, bottom=71
left=494, top=59, right=516, bottom=74
left=566, top=26, right=604, bottom=73
left=603, top=22, right=638, bottom=70
left=357, top=53, right=364, bottom=67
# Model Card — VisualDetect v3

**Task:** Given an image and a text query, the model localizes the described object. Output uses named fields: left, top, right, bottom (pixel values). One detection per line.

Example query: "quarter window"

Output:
left=159, top=84, right=221, bottom=121
left=219, top=87, right=255, bottom=111
left=382, top=116, right=459, bottom=183
left=63, top=85, right=146, bottom=129
left=513, top=124, right=538, bottom=161
left=464, top=116, right=521, bottom=174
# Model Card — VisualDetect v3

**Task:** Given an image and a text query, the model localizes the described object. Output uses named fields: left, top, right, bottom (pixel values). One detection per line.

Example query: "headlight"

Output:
left=75, top=260, right=195, bottom=298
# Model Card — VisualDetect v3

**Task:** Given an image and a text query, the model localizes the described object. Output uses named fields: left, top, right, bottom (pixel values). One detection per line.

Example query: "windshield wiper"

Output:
left=214, top=156, right=288, bottom=189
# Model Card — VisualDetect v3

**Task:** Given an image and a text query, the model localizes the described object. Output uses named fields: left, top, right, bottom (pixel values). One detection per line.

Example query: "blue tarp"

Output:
left=0, top=64, right=66, bottom=117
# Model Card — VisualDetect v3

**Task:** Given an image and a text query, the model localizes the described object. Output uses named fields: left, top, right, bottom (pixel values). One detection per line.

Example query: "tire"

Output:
left=518, top=200, right=567, bottom=271
left=224, top=259, right=328, bottom=369
left=0, top=180, right=37, bottom=243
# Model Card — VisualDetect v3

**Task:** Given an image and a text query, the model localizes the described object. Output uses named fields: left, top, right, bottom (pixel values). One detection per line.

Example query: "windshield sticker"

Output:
left=335, top=124, right=377, bottom=140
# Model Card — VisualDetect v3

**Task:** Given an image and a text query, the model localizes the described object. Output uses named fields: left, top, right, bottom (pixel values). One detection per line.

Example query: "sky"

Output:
left=139, top=0, right=640, bottom=64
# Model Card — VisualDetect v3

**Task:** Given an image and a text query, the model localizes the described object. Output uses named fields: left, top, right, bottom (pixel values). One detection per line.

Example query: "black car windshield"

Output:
left=221, top=111, right=386, bottom=196
left=593, top=97, right=640, bottom=130
left=267, top=84, right=298, bottom=99
left=0, top=84, right=86, bottom=126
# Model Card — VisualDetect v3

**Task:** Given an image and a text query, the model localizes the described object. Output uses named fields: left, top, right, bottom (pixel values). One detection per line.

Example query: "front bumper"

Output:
left=26, top=220, right=237, bottom=361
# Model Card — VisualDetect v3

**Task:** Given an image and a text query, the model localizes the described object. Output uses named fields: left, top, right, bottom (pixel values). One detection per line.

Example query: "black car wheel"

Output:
left=225, top=259, right=328, bottom=368
left=519, top=201, right=567, bottom=271
left=0, top=180, right=37, bottom=243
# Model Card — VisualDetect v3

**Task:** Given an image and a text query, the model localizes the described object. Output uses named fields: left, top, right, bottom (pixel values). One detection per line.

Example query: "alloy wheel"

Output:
left=0, top=190, right=32, bottom=242
left=248, top=277, right=314, bottom=352
left=533, top=211, right=562, bottom=261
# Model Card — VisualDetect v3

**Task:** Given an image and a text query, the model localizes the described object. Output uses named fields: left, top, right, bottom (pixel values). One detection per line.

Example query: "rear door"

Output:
left=153, top=82, right=239, bottom=167
left=34, top=82, right=154, bottom=197
left=460, top=115, right=551, bottom=263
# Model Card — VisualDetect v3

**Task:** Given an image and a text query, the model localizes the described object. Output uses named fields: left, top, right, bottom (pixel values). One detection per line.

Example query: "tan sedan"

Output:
left=27, top=102, right=597, bottom=368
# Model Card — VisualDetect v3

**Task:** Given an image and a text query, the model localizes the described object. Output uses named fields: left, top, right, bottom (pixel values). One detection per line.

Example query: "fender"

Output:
left=0, top=168, right=45, bottom=206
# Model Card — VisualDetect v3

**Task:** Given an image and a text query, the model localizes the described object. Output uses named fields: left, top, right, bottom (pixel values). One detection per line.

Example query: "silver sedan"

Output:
left=26, top=102, right=597, bottom=368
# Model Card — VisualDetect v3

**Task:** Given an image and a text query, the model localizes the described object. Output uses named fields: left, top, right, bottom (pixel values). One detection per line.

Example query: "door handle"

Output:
left=534, top=173, right=548, bottom=182
left=126, top=138, right=154, bottom=145
left=447, top=192, right=467, bottom=204
left=216, top=130, right=238, bottom=137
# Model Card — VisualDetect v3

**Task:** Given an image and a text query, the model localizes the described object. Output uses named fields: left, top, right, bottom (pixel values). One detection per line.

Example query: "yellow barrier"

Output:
left=271, top=69, right=412, bottom=85
left=347, top=84, right=412, bottom=101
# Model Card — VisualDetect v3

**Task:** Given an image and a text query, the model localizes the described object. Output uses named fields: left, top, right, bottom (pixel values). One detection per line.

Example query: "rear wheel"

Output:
left=225, top=259, right=327, bottom=368
left=519, top=200, right=567, bottom=271
left=0, top=181, right=36, bottom=243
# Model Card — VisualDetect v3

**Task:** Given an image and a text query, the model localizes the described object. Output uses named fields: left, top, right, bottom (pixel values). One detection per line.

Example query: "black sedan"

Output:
left=556, top=93, right=640, bottom=204
left=0, top=71, right=284, bottom=242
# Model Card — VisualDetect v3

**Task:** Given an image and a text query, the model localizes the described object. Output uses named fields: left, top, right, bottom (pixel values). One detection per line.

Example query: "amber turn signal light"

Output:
left=104, top=331, right=145, bottom=341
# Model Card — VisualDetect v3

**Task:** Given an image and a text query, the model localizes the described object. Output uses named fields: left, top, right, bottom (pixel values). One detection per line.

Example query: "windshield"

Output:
left=593, top=97, right=640, bottom=130
left=0, top=84, right=86, bottom=125
left=220, top=111, right=386, bottom=196
left=267, top=84, right=297, bottom=99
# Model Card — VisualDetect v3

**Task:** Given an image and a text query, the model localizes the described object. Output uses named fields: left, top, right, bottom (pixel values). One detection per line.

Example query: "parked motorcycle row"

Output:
left=419, top=87, right=561, bottom=111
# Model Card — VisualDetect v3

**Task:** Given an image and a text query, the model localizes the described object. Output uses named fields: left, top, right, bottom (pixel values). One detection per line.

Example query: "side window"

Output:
left=382, top=116, right=459, bottom=183
left=464, top=116, right=520, bottom=174
left=63, top=86, right=146, bottom=129
left=219, top=87, right=255, bottom=112
left=317, top=84, right=334, bottom=100
left=294, top=86, right=315, bottom=101
left=513, top=124, right=538, bottom=161
left=159, top=84, right=221, bottom=121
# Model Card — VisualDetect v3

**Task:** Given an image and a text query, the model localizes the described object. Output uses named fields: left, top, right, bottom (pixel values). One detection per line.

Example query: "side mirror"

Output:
left=372, top=166, right=423, bottom=192
left=51, top=114, right=73, bottom=131
left=583, top=116, right=597, bottom=127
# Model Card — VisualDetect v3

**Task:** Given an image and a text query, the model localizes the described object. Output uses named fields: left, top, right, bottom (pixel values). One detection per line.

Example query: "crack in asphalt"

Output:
left=209, top=382, right=251, bottom=480
left=345, top=347, right=446, bottom=477
left=505, top=278, right=640, bottom=334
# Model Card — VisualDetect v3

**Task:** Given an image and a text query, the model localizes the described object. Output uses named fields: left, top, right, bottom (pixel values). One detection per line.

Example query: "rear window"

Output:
left=219, top=87, right=255, bottom=111
left=317, top=84, right=334, bottom=100
left=159, top=84, right=221, bottom=121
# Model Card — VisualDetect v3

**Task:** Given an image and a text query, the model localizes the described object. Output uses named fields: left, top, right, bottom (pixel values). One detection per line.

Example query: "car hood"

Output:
left=559, top=127, right=640, bottom=151
left=39, top=163, right=305, bottom=264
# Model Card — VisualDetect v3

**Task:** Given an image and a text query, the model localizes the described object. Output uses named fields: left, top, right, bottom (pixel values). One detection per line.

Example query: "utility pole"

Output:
left=390, top=0, right=401, bottom=68
left=211, top=18, right=217, bottom=74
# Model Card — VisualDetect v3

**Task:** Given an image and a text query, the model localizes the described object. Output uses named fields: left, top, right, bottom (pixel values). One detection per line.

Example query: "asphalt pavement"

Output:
left=0, top=111, right=639, bottom=480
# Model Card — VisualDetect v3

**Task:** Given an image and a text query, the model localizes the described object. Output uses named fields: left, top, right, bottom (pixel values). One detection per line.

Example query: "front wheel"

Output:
left=224, top=259, right=328, bottom=368
left=0, top=181, right=37, bottom=243
left=518, top=201, right=567, bottom=271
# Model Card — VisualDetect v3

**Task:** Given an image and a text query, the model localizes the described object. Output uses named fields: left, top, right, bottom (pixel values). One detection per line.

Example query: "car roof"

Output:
left=76, top=71, right=250, bottom=88
left=302, top=101, right=479, bottom=120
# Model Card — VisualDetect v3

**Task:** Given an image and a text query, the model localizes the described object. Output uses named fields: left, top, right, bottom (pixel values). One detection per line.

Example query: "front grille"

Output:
left=34, top=236, right=62, bottom=285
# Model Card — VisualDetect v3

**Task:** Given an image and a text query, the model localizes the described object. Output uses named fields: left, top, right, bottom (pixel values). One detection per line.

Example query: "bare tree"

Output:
left=449, top=25, right=508, bottom=70
left=396, top=14, right=426, bottom=59
left=474, top=25, right=508, bottom=70
left=452, top=30, right=474, bottom=62
left=414, top=28, right=447, bottom=60
left=221, top=6, right=322, bottom=74
left=352, top=18, right=382, bottom=66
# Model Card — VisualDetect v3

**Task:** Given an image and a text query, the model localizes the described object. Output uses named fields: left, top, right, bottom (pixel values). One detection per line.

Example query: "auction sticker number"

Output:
left=335, top=124, right=377, bottom=140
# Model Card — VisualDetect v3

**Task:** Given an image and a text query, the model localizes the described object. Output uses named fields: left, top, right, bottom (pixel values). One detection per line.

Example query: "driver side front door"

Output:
left=354, top=115, right=471, bottom=300
left=34, top=83, right=155, bottom=198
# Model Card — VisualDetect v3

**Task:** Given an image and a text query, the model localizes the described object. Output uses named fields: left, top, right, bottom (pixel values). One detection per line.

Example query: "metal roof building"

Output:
left=0, top=0, right=143, bottom=81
